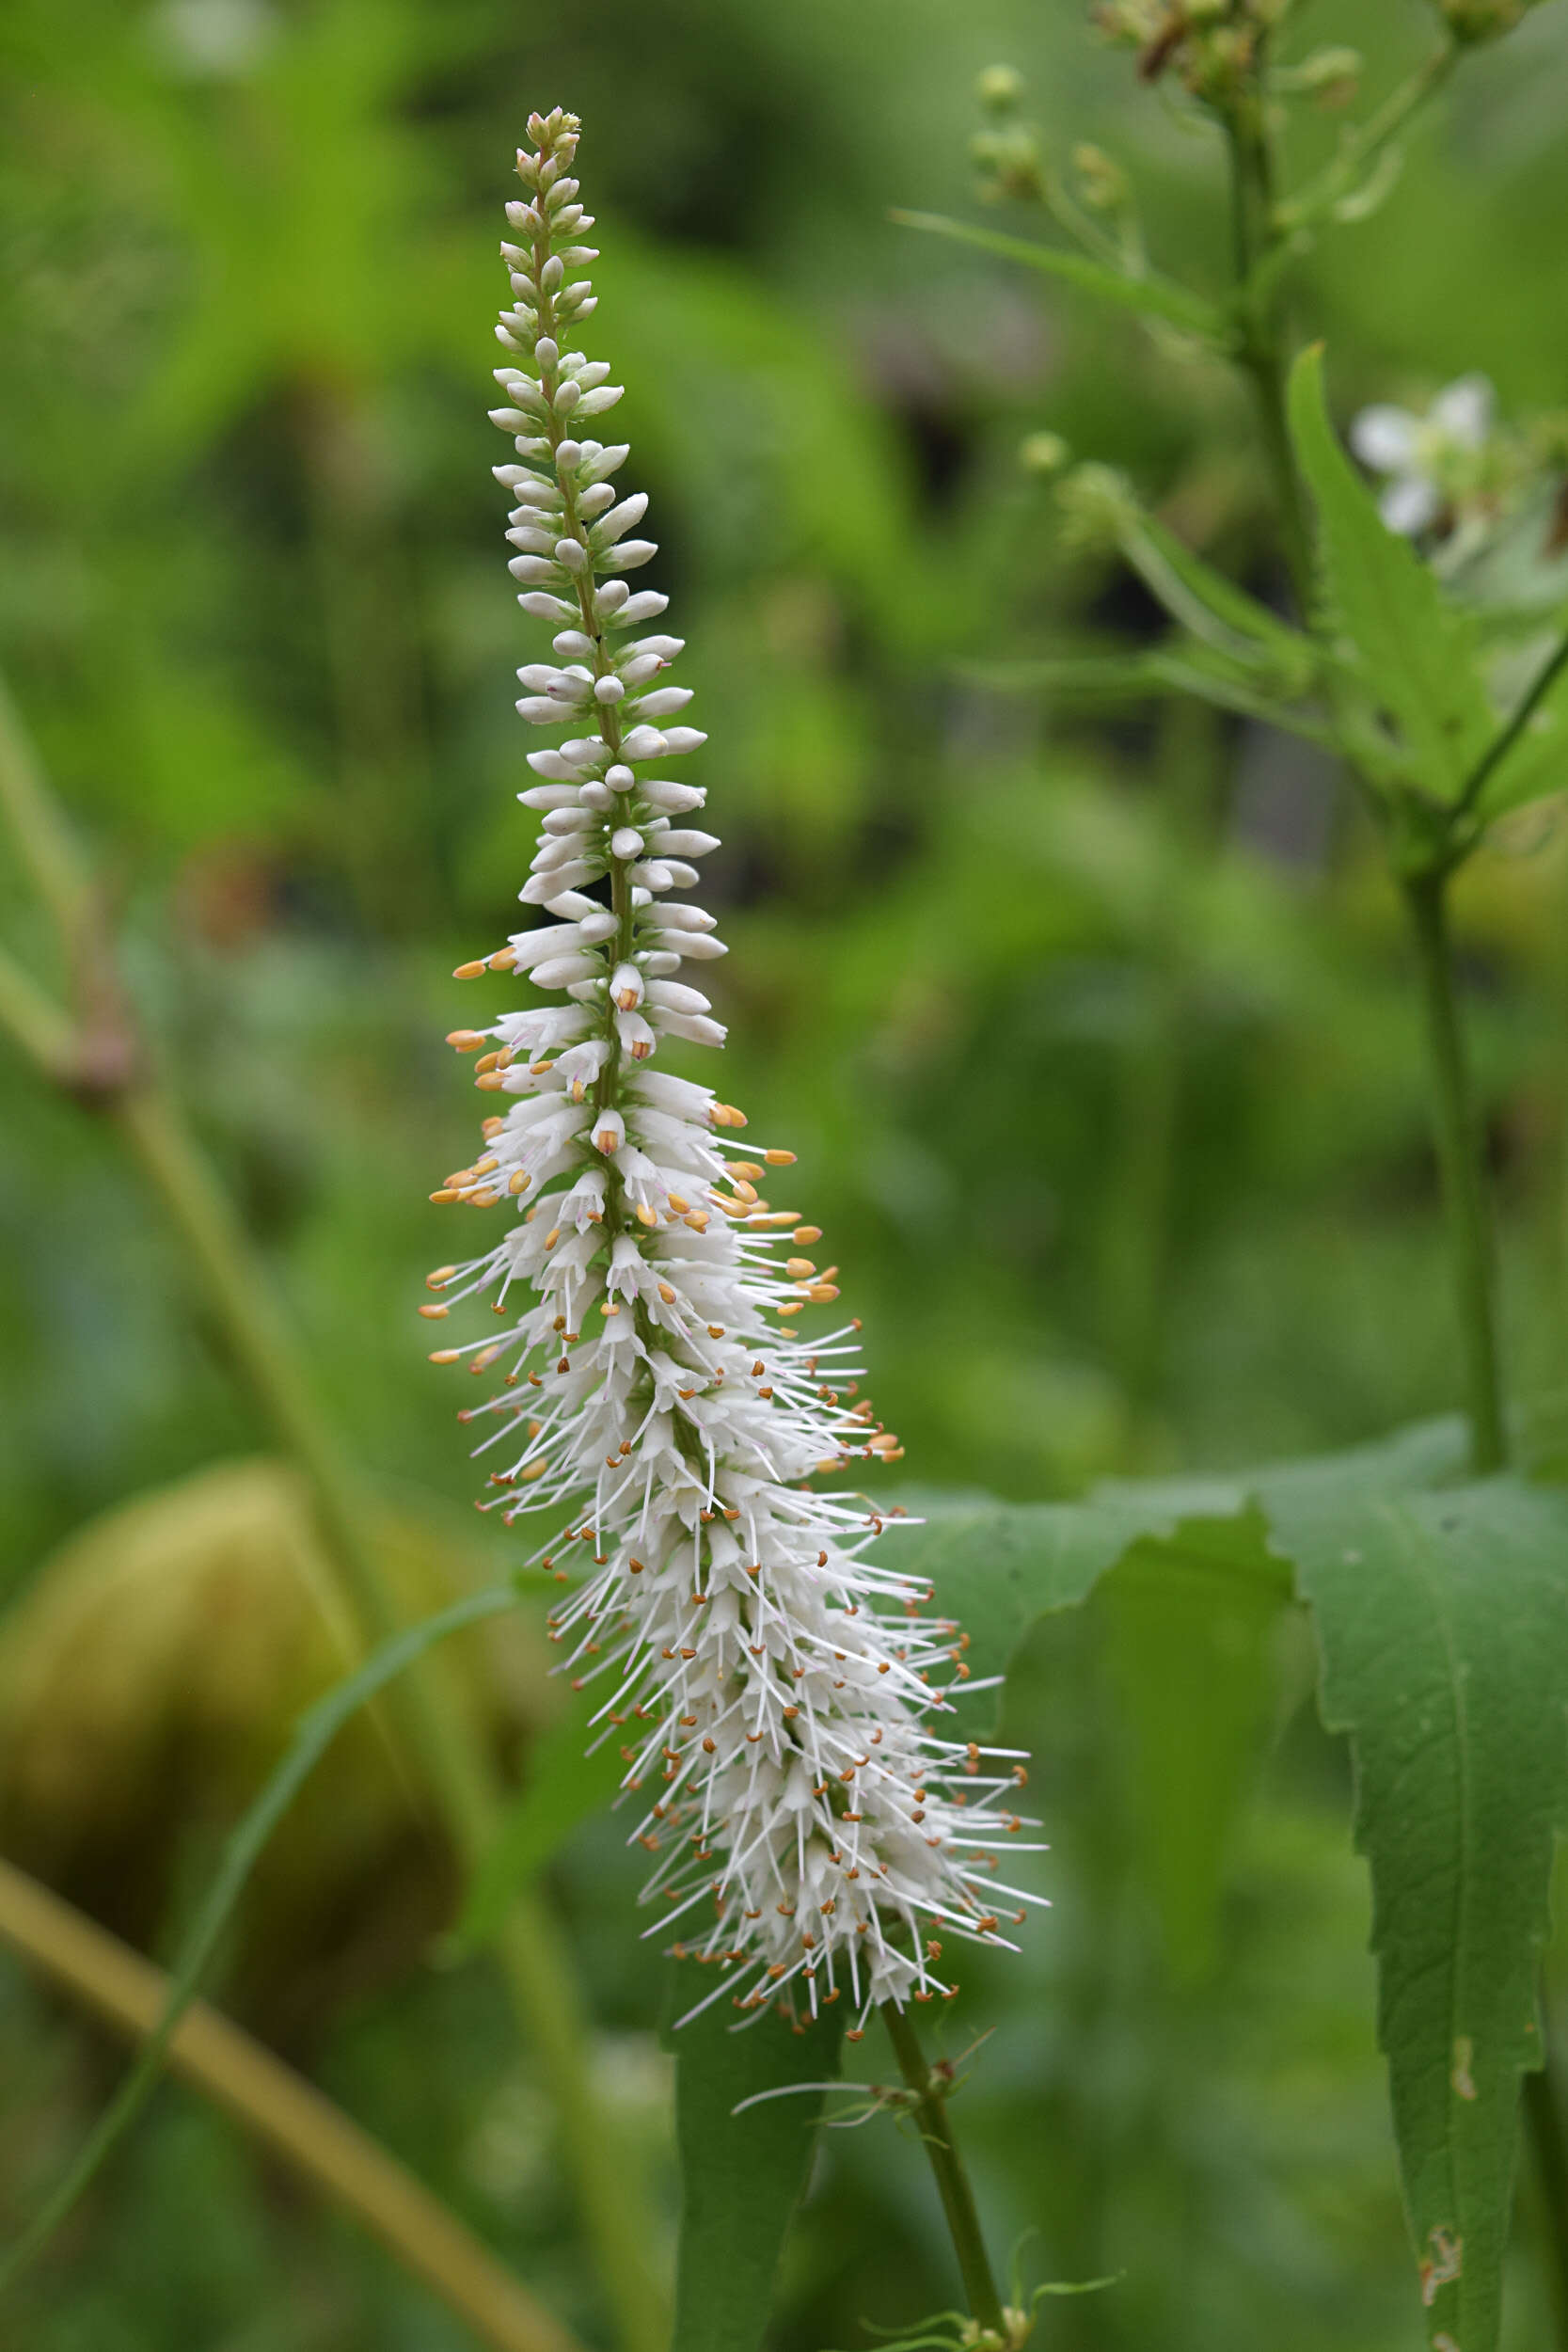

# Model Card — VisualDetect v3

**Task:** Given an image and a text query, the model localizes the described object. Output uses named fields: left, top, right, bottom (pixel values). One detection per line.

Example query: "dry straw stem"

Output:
left=0, top=1857, right=584, bottom=2352
left=0, top=674, right=669, bottom=2352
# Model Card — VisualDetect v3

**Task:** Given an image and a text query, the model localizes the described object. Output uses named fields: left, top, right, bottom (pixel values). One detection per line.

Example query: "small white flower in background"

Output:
left=1351, top=374, right=1496, bottom=538
left=425, top=108, right=1040, bottom=2036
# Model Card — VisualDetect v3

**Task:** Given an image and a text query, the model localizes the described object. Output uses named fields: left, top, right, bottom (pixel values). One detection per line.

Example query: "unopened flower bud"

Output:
left=975, top=62, right=1025, bottom=113
left=1020, top=430, right=1070, bottom=478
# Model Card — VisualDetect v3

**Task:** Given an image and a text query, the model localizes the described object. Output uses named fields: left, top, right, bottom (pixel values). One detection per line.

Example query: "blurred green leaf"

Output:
left=1101, top=1508, right=1288, bottom=1982
left=1259, top=1467, right=1568, bottom=2352
left=663, top=1976, right=845, bottom=2352
left=890, top=211, right=1225, bottom=339
left=972, top=646, right=1336, bottom=741
left=1287, top=346, right=1495, bottom=800
left=883, top=1486, right=1245, bottom=1715
left=1109, top=505, right=1320, bottom=686
left=456, top=1690, right=626, bottom=1952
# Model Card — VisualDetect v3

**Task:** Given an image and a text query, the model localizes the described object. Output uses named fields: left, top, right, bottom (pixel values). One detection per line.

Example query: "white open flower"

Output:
left=1350, top=373, right=1495, bottom=537
left=424, top=108, right=1039, bottom=2036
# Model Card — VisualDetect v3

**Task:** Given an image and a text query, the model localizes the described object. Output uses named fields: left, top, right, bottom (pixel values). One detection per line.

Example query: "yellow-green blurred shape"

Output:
left=0, top=1461, right=548, bottom=2042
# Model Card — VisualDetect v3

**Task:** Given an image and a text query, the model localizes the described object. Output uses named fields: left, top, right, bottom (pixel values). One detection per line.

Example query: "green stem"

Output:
left=1402, top=869, right=1509, bottom=1476
left=881, top=2003, right=1007, bottom=2341
left=1223, top=91, right=1313, bottom=617
left=1452, top=628, right=1568, bottom=830
left=1275, top=42, right=1461, bottom=237
left=1525, top=2044, right=1568, bottom=2351
left=0, top=682, right=670, bottom=2352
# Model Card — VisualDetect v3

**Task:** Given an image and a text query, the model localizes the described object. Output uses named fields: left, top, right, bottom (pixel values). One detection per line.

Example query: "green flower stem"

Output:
left=881, top=2002, right=1008, bottom=2343
left=1452, top=628, right=1568, bottom=829
left=0, top=680, right=669, bottom=2352
left=1275, top=41, right=1461, bottom=239
left=1401, top=868, right=1508, bottom=1477
left=1223, top=83, right=1313, bottom=618
left=0, top=1857, right=586, bottom=2352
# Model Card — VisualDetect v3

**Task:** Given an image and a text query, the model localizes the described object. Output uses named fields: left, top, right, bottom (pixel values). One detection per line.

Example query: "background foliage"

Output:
left=4, top=1, right=1568, bottom=2346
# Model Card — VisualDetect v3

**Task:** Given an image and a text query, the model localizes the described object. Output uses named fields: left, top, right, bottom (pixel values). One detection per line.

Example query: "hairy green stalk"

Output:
left=882, top=2003, right=1009, bottom=2344
left=1401, top=868, right=1508, bottom=1477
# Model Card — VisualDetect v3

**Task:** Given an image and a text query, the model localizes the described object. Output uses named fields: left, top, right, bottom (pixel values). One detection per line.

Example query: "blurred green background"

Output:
left=4, top=0, right=1568, bottom=2345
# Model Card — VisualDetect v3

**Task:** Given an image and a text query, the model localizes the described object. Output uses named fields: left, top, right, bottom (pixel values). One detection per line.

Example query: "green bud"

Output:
left=1290, top=46, right=1362, bottom=105
left=1020, top=430, right=1071, bottom=477
left=1069, top=142, right=1130, bottom=213
left=971, top=122, right=1046, bottom=203
left=1434, top=0, right=1538, bottom=40
left=975, top=62, right=1025, bottom=114
left=1055, top=461, right=1134, bottom=551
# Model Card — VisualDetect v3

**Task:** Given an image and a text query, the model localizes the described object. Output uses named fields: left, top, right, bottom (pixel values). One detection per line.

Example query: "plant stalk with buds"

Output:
left=427, top=111, right=1042, bottom=2079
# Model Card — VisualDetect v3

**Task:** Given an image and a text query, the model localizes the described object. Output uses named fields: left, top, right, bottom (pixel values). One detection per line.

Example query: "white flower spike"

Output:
left=426, top=108, right=1039, bottom=2036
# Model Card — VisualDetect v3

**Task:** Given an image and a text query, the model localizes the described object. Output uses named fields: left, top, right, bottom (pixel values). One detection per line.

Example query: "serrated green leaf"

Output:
left=663, top=1971, right=845, bottom=2352
left=455, top=1687, right=627, bottom=1951
left=889, top=210, right=1224, bottom=339
left=1100, top=1509, right=1289, bottom=1981
left=1257, top=1469, right=1568, bottom=2352
left=1287, top=346, right=1496, bottom=799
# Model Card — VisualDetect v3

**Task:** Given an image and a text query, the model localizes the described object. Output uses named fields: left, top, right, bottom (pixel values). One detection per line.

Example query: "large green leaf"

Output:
left=884, top=1484, right=1245, bottom=1709
left=889, top=210, right=1224, bottom=339
left=456, top=1687, right=627, bottom=1950
left=891, top=1489, right=1289, bottom=1983
left=1099, top=1509, right=1291, bottom=1981
left=1287, top=346, right=1496, bottom=801
left=1258, top=1467, right=1568, bottom=2352
left=663, top=1972, right=845, bottom=2352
